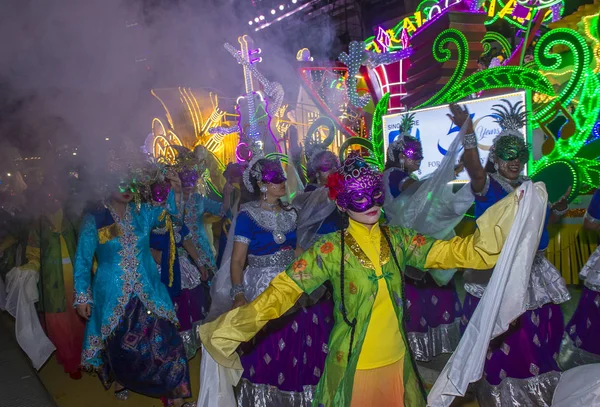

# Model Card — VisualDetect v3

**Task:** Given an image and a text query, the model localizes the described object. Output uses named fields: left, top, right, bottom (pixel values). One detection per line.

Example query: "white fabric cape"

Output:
left=3, top=267, right=55, bottom=370
left=552, top=364, right=600, bottom=406
left=427, top=181, right=548, bottom=406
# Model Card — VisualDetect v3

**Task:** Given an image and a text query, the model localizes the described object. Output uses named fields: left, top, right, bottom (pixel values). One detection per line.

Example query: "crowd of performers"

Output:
left=1, top=100, right=599, bottom=407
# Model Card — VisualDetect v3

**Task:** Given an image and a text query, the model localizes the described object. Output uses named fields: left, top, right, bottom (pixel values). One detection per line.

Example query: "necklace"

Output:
left=261, top=200, right=279, bottom=211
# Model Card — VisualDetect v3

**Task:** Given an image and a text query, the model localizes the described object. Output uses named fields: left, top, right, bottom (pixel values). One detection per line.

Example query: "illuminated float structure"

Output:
left=333, top=0, right=600, bottom=282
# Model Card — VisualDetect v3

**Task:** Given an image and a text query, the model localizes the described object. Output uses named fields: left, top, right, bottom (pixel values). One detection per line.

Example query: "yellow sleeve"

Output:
left=199, top=272, right=304, bottom=369
left=424, top=187, right=519, bottom=270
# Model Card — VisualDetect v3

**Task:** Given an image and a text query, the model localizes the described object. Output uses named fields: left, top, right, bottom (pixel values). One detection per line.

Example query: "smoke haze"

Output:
left=0, top=0, right=336, bottom=183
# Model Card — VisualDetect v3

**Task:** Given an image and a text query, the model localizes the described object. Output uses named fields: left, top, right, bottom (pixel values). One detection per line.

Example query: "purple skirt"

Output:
left=172, top=284, right=209, bottom=359
left=404, top=274, right=463, bottom=361
left=463, top=293, right=562, bottom=406
left=237, top=295, right=334, bottom=406
left=99, top=297, right=191, bottom=400
left=559, top=287, right=600, bottom=369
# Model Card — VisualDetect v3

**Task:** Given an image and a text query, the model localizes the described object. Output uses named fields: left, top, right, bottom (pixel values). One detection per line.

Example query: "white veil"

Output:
left=293, top=186, right=336, bottom=251
left=384, top=123, right=474, bottom=285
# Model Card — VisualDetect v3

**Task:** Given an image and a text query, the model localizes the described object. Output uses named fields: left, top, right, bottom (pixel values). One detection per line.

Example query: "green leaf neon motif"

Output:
left=416, top=29, right=469, bottom=108
left=370, top=93, right=390, bottom=170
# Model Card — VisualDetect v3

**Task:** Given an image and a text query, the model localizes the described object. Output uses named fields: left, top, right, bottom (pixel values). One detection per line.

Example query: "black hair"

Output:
left=338, top=212, right=357, bottom=363
left=385, top=136, right=417, bottom=171
left=337, top=213, right=427, bottom=398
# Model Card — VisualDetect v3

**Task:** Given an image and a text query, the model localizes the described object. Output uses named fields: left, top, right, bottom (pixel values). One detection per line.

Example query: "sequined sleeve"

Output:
left=586, top=189, right=600, bottom=223
left=233, top=211, right=253, bottom=245
left=204, top=196, right=227, bottom=218
left=73, top=214, right=98, bottom=306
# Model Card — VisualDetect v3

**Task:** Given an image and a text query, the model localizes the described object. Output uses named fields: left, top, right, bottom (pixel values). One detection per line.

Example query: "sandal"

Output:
left=114, top=388, right=129, bottom=401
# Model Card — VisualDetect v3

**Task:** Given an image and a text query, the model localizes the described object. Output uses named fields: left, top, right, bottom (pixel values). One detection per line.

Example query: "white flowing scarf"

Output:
left=427, top=181, right=548, bottom=406
left=3, top=267, right=56, bottom=370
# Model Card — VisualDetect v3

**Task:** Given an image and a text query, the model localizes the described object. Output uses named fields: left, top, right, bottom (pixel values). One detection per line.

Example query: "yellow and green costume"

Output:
left=201, top=192, right=517, bottom=406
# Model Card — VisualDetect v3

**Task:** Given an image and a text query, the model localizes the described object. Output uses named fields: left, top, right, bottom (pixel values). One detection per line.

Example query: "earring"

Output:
left=494, top=162, right=499, bottom=172
left=399, top=158, right=405, bottom=172
left=260, top=185, right=268, bottom=200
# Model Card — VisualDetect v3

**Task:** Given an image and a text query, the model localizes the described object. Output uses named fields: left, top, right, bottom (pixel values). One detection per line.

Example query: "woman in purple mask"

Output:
left=293, top=143, right=342, bottom=252
left=175, top=152, right=232, bottom=273
left=149, top=179, right=210, bottom=359
left=383, top=115, right=466, bottom=365
left=200, top=153, right=522, bottom=407
left=200, top=155, right=333, bottom=406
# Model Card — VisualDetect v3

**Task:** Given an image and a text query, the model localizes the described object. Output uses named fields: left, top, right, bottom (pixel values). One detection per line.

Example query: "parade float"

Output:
left=146, top=0, right=600, bottom=281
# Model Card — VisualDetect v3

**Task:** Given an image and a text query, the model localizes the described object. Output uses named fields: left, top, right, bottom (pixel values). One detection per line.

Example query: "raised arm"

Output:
left=447, top=103, right=487, bottom=194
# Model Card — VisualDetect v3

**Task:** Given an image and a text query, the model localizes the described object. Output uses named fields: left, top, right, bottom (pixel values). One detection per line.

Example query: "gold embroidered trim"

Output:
left=98, top=223, right=122, bottom=244
left=343, top=226, right=390, bottom=271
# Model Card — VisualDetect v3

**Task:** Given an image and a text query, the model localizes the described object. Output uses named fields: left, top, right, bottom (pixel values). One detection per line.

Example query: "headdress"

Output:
left=387, top=113, right=424, bottom=163
left=242, top=154, right=287, bottom=193
left=327, top=153, right=384, bottom=212
left=489, top=99, right=529, bottom=163
left=304, top=122, right=340, bottom=179
left=171, top=145, right=207, bottom=188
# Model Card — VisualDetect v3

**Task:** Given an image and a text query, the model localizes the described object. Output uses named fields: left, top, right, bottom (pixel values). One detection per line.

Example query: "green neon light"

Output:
left=481, top=31, right=512, bottom=57
left=416, top=29, right=469, bottom=108
left=371, top=93, right=390, bottom=170
left=442, top=67, right=554, bottom=104
left=533, top=28, right=591, bottom=124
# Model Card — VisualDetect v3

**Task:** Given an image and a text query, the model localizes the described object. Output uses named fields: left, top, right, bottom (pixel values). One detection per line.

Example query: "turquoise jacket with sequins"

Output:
left=73, top=197, right=178, bottom=369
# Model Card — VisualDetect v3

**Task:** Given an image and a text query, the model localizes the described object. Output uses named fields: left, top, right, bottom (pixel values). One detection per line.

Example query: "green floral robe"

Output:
left=200, top=195, right=518, bottom=406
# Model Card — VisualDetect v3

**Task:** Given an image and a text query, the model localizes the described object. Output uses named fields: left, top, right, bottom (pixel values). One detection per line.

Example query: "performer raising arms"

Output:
left=383, top=115, right=467, bottom=363
left=201, top=153, right=522, bottom=407
left=449, top=100, right=570, bottom=406
left=74, top=163, right=192, bottom=407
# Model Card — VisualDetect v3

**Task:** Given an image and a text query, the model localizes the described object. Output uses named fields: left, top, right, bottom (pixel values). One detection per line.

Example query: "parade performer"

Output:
left=293, top=135, right=341, bottom=252
left=149, top=179, right=211, bottom=359
left=450, top=100, right=570, bottom=406
left=210, top=156, right=333, bottom=406
left=216, top=163, right=245, bottom=268
left=200, top=153, right=521, bottom=407
left=559, top=187, right=600, bottom=369
left=21, top=176, right=85, bottom=378
left=383, top=114, right=468, bottom=362
left=73, top=164, right=193, bottom=407
left=174, top=147, right=231, bottom=271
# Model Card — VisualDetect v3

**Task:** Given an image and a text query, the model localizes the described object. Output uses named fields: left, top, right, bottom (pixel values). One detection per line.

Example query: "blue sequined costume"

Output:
left=74, top=196, right=190, bottom=398
left=182, top=192, right=224, bottom=269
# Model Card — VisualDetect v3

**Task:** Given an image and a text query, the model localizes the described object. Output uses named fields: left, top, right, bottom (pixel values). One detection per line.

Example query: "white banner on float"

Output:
left=382, top=92, right=527, bottom=181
